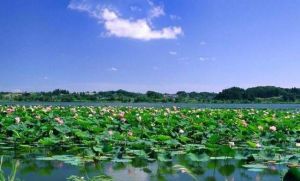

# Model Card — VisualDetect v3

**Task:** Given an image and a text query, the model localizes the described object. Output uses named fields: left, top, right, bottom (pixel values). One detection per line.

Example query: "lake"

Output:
left=0, top=151, right=295, bottom=181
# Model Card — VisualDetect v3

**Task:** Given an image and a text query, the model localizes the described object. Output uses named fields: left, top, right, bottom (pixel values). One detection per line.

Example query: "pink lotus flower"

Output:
left=55, top=117, right=64, bottom=125
left=166, top=108, right=171, bottom=113
left=43, top=106, right=52, bottom=113
left=71, top=108, right=77, bottom=113
left=229, top=141, right=235, bottom=147
left=269, top=126, right=277, bottom=132
left=137, top=116, right=142, bottom=122
left=73, top=113, right=78, bottom=119
left=6, top=107, right=15, bottom=114
left=128, top=131, right=133, bottom=137
left=89, top=108, right=96, bottom=114
left=120, top=118, right=127, bottom=123
left=15, top=117, right=21, bottom=124
left=119, top=112, right=125, bottom=118
left=241, top=120, right=248, bottom=127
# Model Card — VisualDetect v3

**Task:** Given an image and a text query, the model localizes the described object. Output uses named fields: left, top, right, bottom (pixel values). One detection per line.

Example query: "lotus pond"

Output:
left=0, top=105, right=300, bottom=180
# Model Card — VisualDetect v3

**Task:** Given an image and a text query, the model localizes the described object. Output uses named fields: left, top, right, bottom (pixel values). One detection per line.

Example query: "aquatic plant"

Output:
left=0, top=106, right=299, bottom=170
left=0, top=156, right=20, bottom=181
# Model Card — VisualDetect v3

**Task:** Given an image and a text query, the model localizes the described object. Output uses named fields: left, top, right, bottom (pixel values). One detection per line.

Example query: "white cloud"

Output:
left=199, top=57, right=206, bottom=61
left=102, top=9, right=182, bottom=40
left=170, top=14, right=181, bottom=20
left=199, top=57, right=216, bottom=61
left=152, top=66, right=159, bottom=71
left=108, top=67, right=118, bottom=71
left=146, top=0, right=155, bottom=7
left=149, top=6, right=165, bottom=19
left=130, top=6, right=142, bottom=12
left=68, top=1, right=183, bottom=41
left=169, top=51, right=177, bottom=55
left=178, top=57, right=189, bottom=61
left=200, top=41, right=207, bottom=45
left=68, top=1, right=102, bottom=19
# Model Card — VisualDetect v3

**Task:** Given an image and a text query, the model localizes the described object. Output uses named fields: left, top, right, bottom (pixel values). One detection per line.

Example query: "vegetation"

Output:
left=1, top=86, right=300, bottom=103
left=216, top=86, right=300, bottom=102
left=0, top=105, right=300, bottom=180
left=1, top=106, right=300, bottom=162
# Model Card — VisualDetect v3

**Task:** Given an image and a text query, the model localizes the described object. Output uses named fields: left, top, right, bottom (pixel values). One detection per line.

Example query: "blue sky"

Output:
left=1, top=0, right=300, bottom=93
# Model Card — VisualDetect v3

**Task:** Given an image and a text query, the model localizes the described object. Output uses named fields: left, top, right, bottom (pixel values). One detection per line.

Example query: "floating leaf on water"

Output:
left=67, top=174, right=112, bottom=181
left=122, top=155, right=135, bottom=159
left=127, top=150, right=148, bottom=158
left=287, top=164, right=300, bottom=168
left=20, top=144, right=33, bottom=148
left=210, top=156, right=232, bottom=160
left=246, top=141, right=258, bottom=148
left=36, top=156, right=55, bottom=161
left=92, top=146, right=103, bottom=153
left=184, top=144, right=205, bottom=150
left=247, top=168, right=264, bottom=172
left=92, top=175, right=113, bottom=181
left=147, top=158, right=156, bottom=162
left=36, top=155, right=84, bottom=166
left=171, top=150, right=186, bottom=156
left=0, top=146, right=14, bottom=150
left=187, top=153, right=209, bottom=162
left=242, top=164, right=268, bottom=169
left=234, top=153, right=247, bottom=160
left=38, top=137, right=59, bottom=146
left=94, top=156, right=110, bottom=160
left=157, top=153, right=172, bottom=162
left=111, top=158, right=132, bottom=163
left=288, top=156, right=299, bottom=165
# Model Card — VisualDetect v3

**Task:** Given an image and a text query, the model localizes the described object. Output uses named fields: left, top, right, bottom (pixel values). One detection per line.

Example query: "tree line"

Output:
left=0, top=86, right=300, bottom=103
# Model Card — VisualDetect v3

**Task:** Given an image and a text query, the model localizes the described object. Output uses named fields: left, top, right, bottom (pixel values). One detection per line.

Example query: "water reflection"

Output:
left=0, top=154, right=299, bottom=181
left=0, top=156, right=19, bottom=181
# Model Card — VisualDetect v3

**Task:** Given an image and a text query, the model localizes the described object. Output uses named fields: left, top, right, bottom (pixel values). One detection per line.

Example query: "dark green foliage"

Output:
left=215, top=87, right=246, bottom=100
left=146, top=91, right=164, bottom=100
left=1, top=86, right=300, bottom=103
left=215, top=86, right=300, bottom=102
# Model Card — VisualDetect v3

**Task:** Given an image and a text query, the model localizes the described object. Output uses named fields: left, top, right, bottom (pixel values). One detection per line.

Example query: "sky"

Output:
left=1, top=0, right=300, bottom=93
